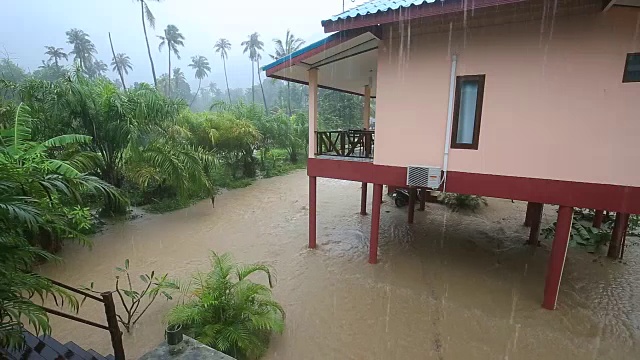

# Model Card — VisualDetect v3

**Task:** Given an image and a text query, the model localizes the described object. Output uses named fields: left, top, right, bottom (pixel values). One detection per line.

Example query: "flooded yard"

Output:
left=38, top=170, right=640, bottom=359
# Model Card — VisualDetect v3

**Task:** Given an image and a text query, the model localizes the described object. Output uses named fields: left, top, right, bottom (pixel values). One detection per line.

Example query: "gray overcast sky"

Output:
left=0, top=0, right=367, bottom=89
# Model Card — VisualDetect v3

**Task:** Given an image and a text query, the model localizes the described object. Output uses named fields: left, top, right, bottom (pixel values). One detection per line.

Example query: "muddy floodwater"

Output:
left=38, top=170, right=640, bottom=359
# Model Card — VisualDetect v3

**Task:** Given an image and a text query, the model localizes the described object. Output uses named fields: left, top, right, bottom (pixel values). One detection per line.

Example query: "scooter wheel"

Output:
left=395, top=197, right=406, bottom=207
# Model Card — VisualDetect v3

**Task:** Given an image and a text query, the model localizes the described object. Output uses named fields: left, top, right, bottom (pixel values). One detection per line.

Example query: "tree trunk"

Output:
left=257, top=59, right=268, bottom=113
left=190, top=79, right=201, bottom=106
left=223, top=57, right=231, bottom=103
left=287, top=81, right=292, bottom=117
left=251, top=60, right=255, bottom=103
left=141, top=1, right=158, bottom=87
left=168, top=51, right=172, bottom=97
left=109, top=32, right=127, bottom=91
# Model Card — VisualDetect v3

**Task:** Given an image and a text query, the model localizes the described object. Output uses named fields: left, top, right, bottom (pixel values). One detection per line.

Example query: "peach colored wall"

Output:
left=373, top=7, right=640, bottom=186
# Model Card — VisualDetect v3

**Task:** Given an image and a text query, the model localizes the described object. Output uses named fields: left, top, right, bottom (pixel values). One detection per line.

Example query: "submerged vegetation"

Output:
left=542, top=209, right=640, bottom=252
left=440, top=193, right=488, bottom=212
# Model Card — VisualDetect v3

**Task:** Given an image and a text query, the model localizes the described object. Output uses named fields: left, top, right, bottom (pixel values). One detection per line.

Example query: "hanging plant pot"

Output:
left=166, top=324, right=183, bottom=346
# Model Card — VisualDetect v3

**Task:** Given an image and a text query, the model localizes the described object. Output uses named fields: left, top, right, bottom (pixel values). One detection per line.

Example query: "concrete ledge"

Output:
left=139, top=336, right=235, bottom=360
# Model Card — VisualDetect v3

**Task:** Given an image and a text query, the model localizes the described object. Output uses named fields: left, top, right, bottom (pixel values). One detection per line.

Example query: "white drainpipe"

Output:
left=442, top=54, right=458, bottom=192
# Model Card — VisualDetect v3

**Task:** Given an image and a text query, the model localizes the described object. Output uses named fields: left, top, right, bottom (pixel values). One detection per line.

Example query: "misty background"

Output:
left=0, top=0, right=367, bottom=89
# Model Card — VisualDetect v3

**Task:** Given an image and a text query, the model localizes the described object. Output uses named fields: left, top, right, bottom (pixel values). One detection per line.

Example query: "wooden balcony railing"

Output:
left=316, top=130, right=374, bottom=159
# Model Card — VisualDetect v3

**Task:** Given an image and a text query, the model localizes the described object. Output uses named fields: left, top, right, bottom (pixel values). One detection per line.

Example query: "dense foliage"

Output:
left=167, top=252, right=285, bottom=360
left=0, top=104, right=122, bottom=349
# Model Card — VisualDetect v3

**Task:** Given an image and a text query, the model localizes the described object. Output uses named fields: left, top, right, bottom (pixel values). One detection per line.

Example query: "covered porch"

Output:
left=262, top=27, right=380, bottom=162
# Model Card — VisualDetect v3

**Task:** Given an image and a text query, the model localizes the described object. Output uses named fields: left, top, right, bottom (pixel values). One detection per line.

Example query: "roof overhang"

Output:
left=262, top=27, right=381, bottom=97
left=321, top=0, right=529, bottom=33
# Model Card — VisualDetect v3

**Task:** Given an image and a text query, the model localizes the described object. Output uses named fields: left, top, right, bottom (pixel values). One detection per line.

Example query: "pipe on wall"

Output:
left=442, top=54, right=458, bottom=193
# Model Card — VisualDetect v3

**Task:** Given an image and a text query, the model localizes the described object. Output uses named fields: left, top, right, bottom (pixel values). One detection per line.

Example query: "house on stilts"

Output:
left=262, top=0, right=640, bottom=310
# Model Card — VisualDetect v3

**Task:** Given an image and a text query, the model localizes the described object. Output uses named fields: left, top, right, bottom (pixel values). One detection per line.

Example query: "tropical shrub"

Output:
left=167, top=252, right=285, bottom=360
left=440, top=193, right=488, bottom=212
left=0, top=104, right=122, bottom=349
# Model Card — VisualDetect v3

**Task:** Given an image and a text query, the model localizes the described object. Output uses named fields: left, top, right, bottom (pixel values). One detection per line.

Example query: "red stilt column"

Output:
left=369, top=184, right=383, bottom=264
left=360, top=182, right=368, bottom=215
left=527, top=203, right=544, bottom=245
left=592, top=210, right=604, bottom=228
left=408, top=188, right=416, bottom=224
left=309, top=176, right=317, bottom=249
left=543, top=205, right=573, bottom=310
left=418, top=189, right=426, bottom=211
left=608, top=212, right=629, bottom=259
left=524, top=202, right=535, bottom=227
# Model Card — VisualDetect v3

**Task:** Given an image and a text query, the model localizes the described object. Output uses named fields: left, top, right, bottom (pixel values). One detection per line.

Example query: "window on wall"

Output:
left=623, top=53, right=640, bottom=83
left=451, top=75, right=485, bottom=150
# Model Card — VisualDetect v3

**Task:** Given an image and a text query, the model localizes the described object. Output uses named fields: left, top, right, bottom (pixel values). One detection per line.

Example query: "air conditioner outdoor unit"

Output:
left=406, top=166, right=441, bottom=189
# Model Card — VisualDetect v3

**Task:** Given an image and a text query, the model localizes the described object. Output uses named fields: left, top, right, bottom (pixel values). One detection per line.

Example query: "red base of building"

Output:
left=306, top=158, right=639, bottom=310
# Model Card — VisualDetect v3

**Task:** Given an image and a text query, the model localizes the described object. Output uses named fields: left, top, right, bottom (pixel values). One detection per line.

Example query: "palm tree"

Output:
left=271, top=30, right=305, bottom=116
left=92, top=60, right=108, bottom=77
left=65, top=28, right=97, bottom=70
left=111, top=53, right=133, bottom=90
left=158, top=25, right=185, bottom=97
left=134, top=0, right=161, bottom=87
left=172, top=68, right=187, bottom=99
left=44, top=46, right=68, bottom=68
left=188, top=55, right=211, bottom=106
left=167, top=252, right=284, bottom=359
left=255, top=53, right=268, bottom=113
left=214, top=38, right=232, bottom=103
left=241, top=32, right=264, bottom=104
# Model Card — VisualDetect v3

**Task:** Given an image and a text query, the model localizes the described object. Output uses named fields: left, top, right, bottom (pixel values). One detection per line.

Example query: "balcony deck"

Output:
left=315, top=130, right=374, bottom=161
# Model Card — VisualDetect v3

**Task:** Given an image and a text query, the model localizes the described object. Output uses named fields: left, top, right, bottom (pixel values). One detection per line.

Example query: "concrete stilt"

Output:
left=542, top=205, right=573, bottom=310
left=309, top=176, right=317, bottom=249
left=408, top=188, right=416, bottom=224
left=369, top=184, right=383, bottom=264
left=360, top=182, right=368, bottom=215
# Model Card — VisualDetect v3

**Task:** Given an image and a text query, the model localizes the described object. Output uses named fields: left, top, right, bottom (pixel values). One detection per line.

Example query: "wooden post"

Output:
left=524, top=202, right=535, bottom=227
left=369, top=184, right=383, bottom=264
left=608, top=212, right=629, bottom=259
left=363, top=85, right=371, bottom=129
left=408, top=188, right=416, bottom=224
left=592, top=210, right=604, bottom=228
left=309, top=176, right=317, bottom=249
left=360, top=182, right=368, bottom=215
left=101, top=292, right=125, bottom=360
left=542, top=206, right=573, bottom=310
left=308, top=68, right=318, bottom=157
left=527, top=203, right=544, bottom=245
left=418, top=189, right=426, bottom=211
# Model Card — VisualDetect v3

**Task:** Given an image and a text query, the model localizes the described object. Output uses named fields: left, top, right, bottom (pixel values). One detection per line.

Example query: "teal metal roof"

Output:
left=324, top=0, right=436, bottom=23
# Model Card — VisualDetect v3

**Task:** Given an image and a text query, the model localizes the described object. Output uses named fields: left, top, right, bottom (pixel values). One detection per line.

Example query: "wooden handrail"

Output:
left=42, top=306, right=110, bottom=331
left=48, top=278, right=104, bottom=303
left=316, top=129, right=374, bottom=159
left=42, top=277, right=126, bottom=360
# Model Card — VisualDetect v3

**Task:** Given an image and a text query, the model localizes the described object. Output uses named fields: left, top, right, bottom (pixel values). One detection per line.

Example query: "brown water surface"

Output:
left=38, top=170, right=640, bottom=359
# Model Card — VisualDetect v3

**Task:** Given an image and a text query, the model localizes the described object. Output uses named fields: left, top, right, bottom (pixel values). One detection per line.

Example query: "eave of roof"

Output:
left=321, top=0, right=529, bottom=33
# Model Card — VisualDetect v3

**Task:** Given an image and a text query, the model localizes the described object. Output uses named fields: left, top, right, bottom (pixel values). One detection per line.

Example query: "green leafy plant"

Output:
left=0, top=103, right=120, bottom=349
left=439, top=193, right=488, bottom=212
left=167, top=252, right=285, bottom=360
left=84, top=259, right=177, bottom=333
left=542, top=218, right=611, bottom=252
